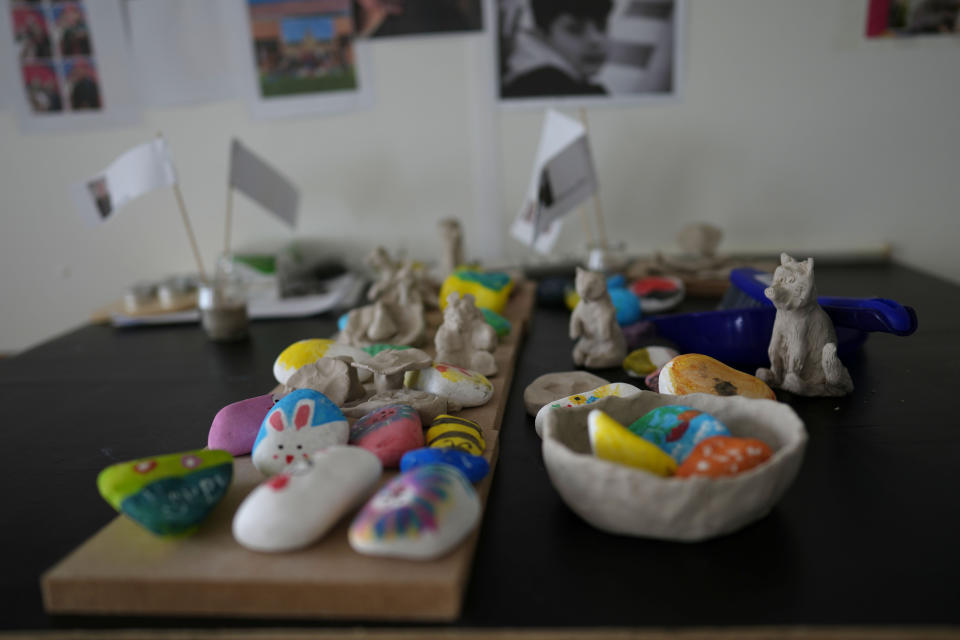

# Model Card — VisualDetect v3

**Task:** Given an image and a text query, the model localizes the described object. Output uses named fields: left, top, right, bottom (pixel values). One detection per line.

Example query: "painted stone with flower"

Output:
left=97, top=449, right=233, bottom=537
left=233, top=446, right=382, bottom=552
left=349, top=403, right=423, bottom=468
left=348, top=463, right=481, bottom=560
left=533, top=382, right=642, bottom=437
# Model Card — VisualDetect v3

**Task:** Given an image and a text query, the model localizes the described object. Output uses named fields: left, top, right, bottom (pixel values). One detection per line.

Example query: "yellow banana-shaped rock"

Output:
left=588, top=409, right=677, bottom=476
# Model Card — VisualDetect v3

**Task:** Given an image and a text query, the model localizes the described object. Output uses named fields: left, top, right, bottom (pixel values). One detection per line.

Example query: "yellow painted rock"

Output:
left=273, top=339, right=372, bottom=385
left=622, top=346, right=679, bottom=377
left=587, top=410, right=677, bottom=476
left=439, top=269, right=513, bottom=314
left=425, top=414, right=486, bottom=456
left=658, top=354, right=776, bottom=400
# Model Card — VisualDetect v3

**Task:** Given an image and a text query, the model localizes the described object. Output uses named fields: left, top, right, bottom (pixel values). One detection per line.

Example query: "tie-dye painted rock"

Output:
left=675, top=435, right=774, bottom=478
left=400, top=447, right=490, bottom=483
left=533, top=382, right=642, bottom=437
left=272, top=338, right=372, bottom=384
left=480, top=307, right=512, bottom=338
left=207, top=393, right=275, bottom=456
left=97, top=449, right=233, bottom=537
left=405, top=363, right=493, bottom=407
left=348, top=463, right=481, bottom=560
left=630, top=276, right=685, bottom=313
left=252, top=389, right=349, bottom=476
left=349, top=403, right=423, bottom=468
left=233, top=446, right=381, bottom=552
left=628, top=405, right=731, bottom=463
left=588, top=410, right=676, bottom=477
left=439, top=269, right=513, bottom=314
left=659, top=353, right=776, bottom=400
left=425, top=414, right=486, bottom=455
left=622, top=346, right=679, bottom=378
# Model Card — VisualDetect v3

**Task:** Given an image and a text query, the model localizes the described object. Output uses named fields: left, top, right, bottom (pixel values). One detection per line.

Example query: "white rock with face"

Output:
left=233, top=446, right=382, bottom=552
left=251, top=389, right=349, bottom=476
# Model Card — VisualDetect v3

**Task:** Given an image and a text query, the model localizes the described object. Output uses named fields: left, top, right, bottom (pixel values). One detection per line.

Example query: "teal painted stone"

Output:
left=480, top=308, right=511, bottom=338
left=628, top=405, right=730, bottom=463
left=97, top=449, right=234, bottom=537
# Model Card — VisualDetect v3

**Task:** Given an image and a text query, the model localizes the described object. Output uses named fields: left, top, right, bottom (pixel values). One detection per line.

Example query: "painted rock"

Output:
left=252, top=389, right=349, bottom=476
left=588, top=410, right=677, bottom=476
left=623, top=346, right=679, bottom=378
left=630, top=276, right=685, bottom=313
left=644, top=367, right=662, bottom=391
left=405, top=362, right=493, bottom=408
left=523, top=370, right=609, bottom=416
left=675, top=435, right=774, bottom=478
left=348, top=464, right=481, bottom=560
left=350, top=403, right=423, bottom=468
left=400, top=447, right=490, bottom=483
left=533, top=382, right=642, bottom=437
left=362, top=343, right=413, bottom=357
left=659, top=353, right=776, bottom=400
left=208, top=393, right=274, bottom=456
left=628, top=405, right=731, bottom=463
left=97, top=449, right=233, bottom=537
left=425, top=414, right=486, bottom=455
left=439, top=269, right=513, bottom=314
left=233, top=446, right=381, bottom=552
left=272, top=338, right=371, bottom=384
left=480, top=307, right=512, bottom=338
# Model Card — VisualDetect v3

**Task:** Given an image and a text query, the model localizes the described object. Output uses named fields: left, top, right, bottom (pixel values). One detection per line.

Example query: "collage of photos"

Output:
left=497, top=0, right=678, bottom=104
left=247, top=0, right=359, bottom=98
left=10, top=0, right=100, bottom=114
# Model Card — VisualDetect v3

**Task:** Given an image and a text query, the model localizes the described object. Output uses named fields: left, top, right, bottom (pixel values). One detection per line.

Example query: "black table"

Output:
left=3, top=263, right=958, bottom=635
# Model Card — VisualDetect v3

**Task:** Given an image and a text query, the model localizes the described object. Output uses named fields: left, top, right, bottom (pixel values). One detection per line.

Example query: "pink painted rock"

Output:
left=208, top=394, right=275, bottom=455
left=644, top=367, right=662, bottom=392
left=349, top=403, right=423, bottom=468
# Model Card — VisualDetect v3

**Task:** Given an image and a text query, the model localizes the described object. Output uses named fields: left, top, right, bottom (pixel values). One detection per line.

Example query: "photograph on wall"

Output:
left=225, top=0, right=374, bottom=119
left=353, top=0, right=482, bottom=38
left=866, top=0, right=959, bottom=38
left=2, top=0, right=140, bottom=131
left=497, top=0, right=682, bottom=106
left=247, top=0, right=358, bottom=97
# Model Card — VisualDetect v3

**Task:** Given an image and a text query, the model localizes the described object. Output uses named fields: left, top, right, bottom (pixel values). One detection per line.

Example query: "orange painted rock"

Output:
left=658, top=354, right=776, bottom=400
left=675, top=436, right=774, bottom=478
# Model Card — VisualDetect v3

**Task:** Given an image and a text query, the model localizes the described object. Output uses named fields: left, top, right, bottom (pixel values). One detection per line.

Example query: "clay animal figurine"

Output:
left=755, top=254, right=854, bottom=397
left=435, top=293, right=497, bottom=376
left=570, top=267, right=627, bottom=369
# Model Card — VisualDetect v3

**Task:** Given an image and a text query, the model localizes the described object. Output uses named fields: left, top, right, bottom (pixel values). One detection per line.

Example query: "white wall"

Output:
left=1, top=0, right=959, bottom=353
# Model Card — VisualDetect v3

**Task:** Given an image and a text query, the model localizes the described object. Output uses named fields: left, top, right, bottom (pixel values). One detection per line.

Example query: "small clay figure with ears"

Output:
left=570, top=268, right=627, bottom=369
left=756, top=254, right=854, bottom=397
left=435, top=293, right=498, bottom=376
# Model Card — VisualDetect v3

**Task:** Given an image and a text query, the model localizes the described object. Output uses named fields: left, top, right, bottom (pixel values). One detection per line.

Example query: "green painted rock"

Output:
left=97, top=449, right=234, bottom=537
left=362, top=343, right=413, bottom=357
left=480, top=308, right=512, bottom=338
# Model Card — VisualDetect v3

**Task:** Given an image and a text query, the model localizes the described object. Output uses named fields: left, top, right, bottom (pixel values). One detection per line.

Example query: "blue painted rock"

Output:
left=628, top=405, right=731, bottom=463
left=480, top=307, right=512, bottom=338
left=533, top=382, right=643, bottom=438
left=405, top=362, right=493, bottom=407
left=208, top=393, right=275, bottom=456
left=607, top=277, right=642, bottom=326
left=232, top=446, right=382, bottom=552
left=97, top=449, right=233, bottom=537
left=400, top=447, right=490, bottom=483
left=622, top=346, right=679, bottom=378
left=425, top=414, right=486, bottom=455
left=252, top=389, right=349, bottom=476
left=349, top=403, right=423, bottom=468
left=348, top=463, right=481, bottom=560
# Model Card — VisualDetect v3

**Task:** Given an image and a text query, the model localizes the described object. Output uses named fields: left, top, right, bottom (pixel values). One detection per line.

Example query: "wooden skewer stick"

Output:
left=224, top=182, right=234, bottom=257
left=158, top=132, right=208, bottom=283
left=578, top=204, right=596, bottom=249
left=578, top=107, right=608, bottom=251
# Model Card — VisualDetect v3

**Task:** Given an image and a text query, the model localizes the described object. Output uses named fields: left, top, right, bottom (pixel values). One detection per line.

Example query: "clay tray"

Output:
left=42, top=281, right=537, bottom=622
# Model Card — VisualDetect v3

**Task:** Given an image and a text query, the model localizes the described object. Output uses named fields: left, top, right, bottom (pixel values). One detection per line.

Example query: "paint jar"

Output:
left=198, top=257, right=248, bottom=342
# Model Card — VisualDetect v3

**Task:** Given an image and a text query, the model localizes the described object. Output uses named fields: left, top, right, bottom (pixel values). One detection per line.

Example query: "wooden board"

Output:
left=42, top=282, right=537, bottom=622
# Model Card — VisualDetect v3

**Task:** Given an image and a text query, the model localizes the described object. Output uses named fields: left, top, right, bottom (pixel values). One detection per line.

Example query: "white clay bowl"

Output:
left=540, top=391, right=807, bottom=542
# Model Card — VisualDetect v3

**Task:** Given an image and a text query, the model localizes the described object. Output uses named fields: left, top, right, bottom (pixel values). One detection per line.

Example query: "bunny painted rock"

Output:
left=233, top=446, right=382, bottom=552
left=252, top=389, right=349, bottom=477
left=570, top=268, right=627, bottom=369
left=756, top=254, right=854, bottom=397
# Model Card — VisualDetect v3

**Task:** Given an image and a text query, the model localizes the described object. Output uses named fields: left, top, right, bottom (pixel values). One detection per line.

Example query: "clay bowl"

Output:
left=540, top=391, right=807, bottom=542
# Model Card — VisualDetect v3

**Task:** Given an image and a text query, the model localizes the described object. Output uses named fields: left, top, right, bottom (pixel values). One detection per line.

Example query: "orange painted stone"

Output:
left=659, top=354, right=776, bottom=400
left=675, top=435, right=774, bottom=478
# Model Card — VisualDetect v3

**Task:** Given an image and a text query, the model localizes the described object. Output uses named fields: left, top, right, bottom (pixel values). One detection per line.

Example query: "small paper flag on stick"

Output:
left=228, top=139, right=299, bottom=229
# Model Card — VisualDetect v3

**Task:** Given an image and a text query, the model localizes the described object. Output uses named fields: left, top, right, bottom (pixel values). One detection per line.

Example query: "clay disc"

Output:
left=523, top=371, right=610, bottom=416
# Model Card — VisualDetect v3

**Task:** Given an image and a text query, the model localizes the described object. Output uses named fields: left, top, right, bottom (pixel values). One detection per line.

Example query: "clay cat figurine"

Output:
left=756, top=254, right=853, bottom=397
left=435, top=293, right=497, bottom=376
left=570, top=267, right=627, bottom=369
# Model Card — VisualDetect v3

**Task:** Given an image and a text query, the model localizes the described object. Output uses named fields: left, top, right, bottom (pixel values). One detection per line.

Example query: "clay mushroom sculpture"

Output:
left=352, top=348, right=432, bottom=394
